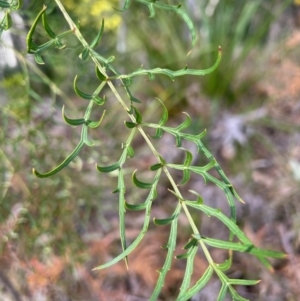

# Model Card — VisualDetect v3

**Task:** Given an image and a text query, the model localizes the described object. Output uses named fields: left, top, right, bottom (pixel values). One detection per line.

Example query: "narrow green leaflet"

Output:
left=186, top=202, right=286, bottom=269
left=116, top=169, right=128, bottom=267
left=33, top=126, right=87, bottom=178
left=150, top=204, right=181, bottom=301
left=118, top=47, right=221, bottom=82
left=26, top=5, right=47, bottom=53
left=177, top=266, right=213, bottom=301
left=115, top=0, right=196, bottom=49
left=62, top=106, right=85, bottom=126
left=90, top=19, right=105, bottom=49
left=174, top=113, right=191, bottom=132
left=74, top=75, right=105, bottom=105
left=217, top=251, right=232, bottom=272
left=42, top=11, right=56, bottom=39
left=93, top=170, right=161, bottom=270
left=217, top=282, right=228, bottom=301
left=0, top=1, right=11, bottom=8
left=154, top=213, right=178, bottom=226
left=2, top=11, right=12, bottom=30
left=97, top=129, right=136, bottom=173
left=132, top=170, right=154, bottom=189
left=203, top=237, right=285, bottom=259
left=177, top=242, right=198, bottom=299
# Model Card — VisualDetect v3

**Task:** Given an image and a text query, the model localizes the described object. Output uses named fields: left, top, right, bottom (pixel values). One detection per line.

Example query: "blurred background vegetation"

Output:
left=1, top=0, right=300, bottom=300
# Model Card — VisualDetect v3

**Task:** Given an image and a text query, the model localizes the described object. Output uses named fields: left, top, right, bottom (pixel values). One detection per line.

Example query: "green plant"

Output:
left=9, top=1, right=286, bottom=300
left=0, top=0, right=22, bottom=37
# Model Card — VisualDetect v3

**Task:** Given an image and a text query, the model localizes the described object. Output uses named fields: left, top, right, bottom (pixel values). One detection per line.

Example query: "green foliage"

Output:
left=0, top=0, right=22, bottom=36
left=195, top=0, right=293, bottom=103
left=3, top=1, right=286, bottom=300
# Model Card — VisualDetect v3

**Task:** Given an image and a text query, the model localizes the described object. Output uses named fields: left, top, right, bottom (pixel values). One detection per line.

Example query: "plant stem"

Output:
left=54, top=0, right=215, bottom=268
